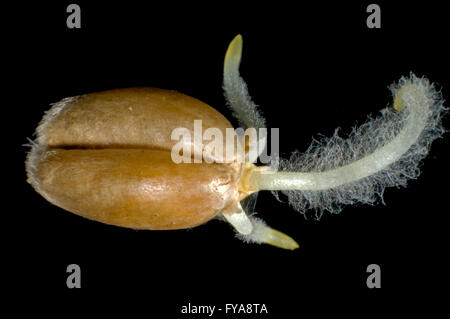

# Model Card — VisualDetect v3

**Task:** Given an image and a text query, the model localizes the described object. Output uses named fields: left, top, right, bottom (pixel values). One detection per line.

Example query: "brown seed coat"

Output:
left=26, top=88, right=245, bottom=230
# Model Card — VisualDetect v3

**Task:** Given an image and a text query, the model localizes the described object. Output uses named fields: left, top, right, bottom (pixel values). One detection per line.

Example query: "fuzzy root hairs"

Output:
left=274, top=74, right=447, bottom=219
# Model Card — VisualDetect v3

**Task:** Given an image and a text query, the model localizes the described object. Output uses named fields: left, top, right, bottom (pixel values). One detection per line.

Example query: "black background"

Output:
left=5, top=1, right=449, bottom=316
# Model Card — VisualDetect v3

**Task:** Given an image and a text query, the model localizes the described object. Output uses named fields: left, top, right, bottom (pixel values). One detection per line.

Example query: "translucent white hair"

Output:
left=221, top=34, right=447, bottom=249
